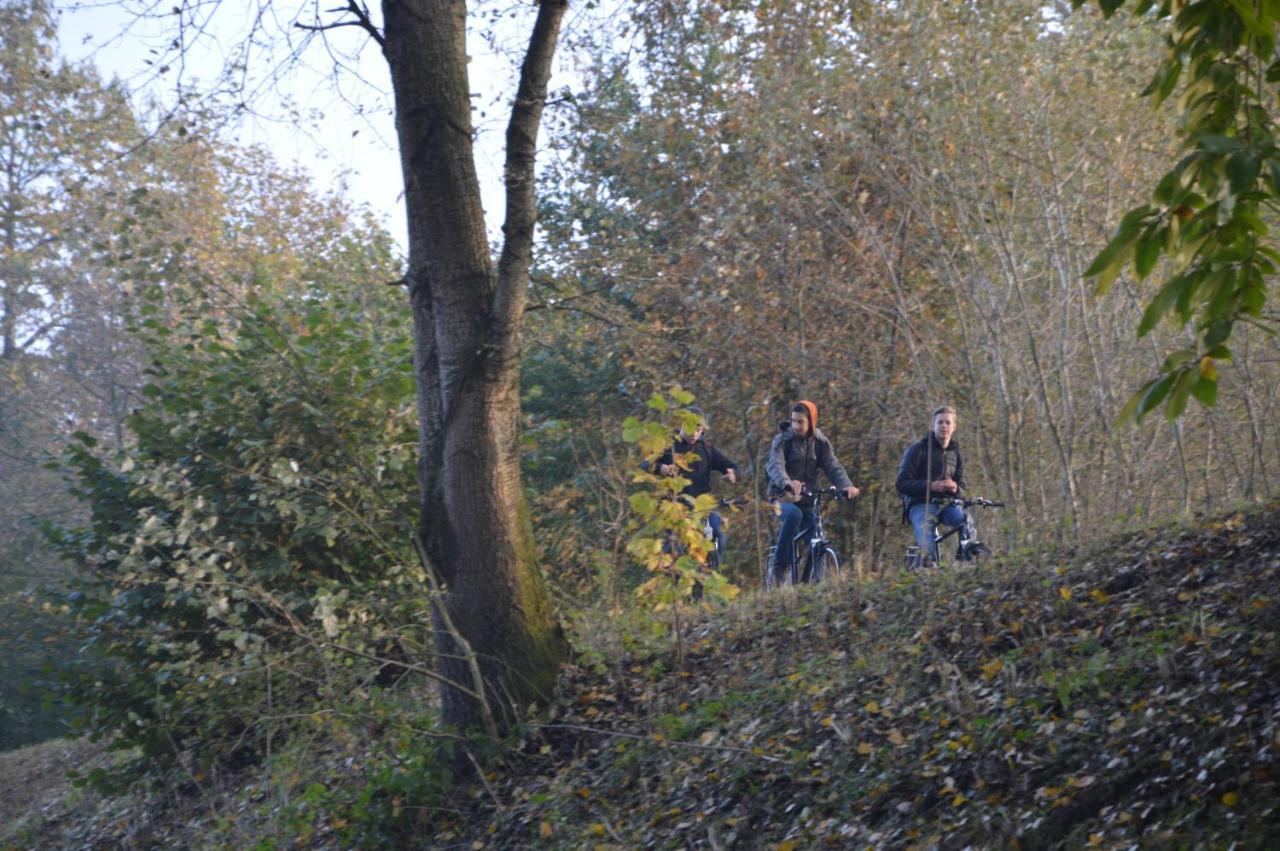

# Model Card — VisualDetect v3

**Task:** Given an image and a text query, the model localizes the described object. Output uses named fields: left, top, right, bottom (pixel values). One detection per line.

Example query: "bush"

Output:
left=45, top=270, right=428, bottom=788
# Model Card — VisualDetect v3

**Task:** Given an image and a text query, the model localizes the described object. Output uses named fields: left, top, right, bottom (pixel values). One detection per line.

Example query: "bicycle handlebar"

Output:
left=789, top=486, right=854, bottom=502
left=930, top=495, right=1005, bottom=508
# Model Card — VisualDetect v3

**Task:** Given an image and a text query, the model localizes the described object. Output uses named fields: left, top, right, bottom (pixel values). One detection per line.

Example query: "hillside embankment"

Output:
left=4, top=501, right=1279, bottom=849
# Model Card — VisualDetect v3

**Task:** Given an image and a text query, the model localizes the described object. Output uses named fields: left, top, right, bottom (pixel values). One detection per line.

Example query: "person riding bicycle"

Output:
left=895, top=404, right=979, bottom=566
left=765, top=401, right=859, bottom=584
left=654, top=407, right=739, bottom=554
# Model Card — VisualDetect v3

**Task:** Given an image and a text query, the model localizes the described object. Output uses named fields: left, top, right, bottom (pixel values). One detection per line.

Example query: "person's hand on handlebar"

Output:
left=786, top=480, right=803, bottom=499
left=659, top=463, right=676, bottom=477
left=723, top=468, right=737, bottom=484
left=845, top=485, right=860, bottom=500
left=930, top=478, right=959, bottom=494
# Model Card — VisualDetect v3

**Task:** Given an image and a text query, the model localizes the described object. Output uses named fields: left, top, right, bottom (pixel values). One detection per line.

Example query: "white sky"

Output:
left=53, top=0, right=592, bottom=251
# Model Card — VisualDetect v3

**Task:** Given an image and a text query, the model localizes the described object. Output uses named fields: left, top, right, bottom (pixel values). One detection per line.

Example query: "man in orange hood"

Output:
left=764, top=401, right=859, bottom=585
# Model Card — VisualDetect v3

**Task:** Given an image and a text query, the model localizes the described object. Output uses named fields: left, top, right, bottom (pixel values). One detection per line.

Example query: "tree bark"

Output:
left=381, top=0, right=569, bottom=732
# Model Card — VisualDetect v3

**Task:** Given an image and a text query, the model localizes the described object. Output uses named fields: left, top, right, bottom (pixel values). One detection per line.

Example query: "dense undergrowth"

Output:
left=4, top=499, right=1280, bottom=849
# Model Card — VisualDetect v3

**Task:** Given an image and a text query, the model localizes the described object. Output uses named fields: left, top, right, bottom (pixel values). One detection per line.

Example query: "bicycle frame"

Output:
left=906, top=496, right=1003, bottom=569
left=767, top=488, right=843, bottom=586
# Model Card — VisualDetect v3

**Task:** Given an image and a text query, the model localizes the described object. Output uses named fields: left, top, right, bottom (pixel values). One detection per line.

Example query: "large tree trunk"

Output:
left=381, top=0, right=569, bottom=732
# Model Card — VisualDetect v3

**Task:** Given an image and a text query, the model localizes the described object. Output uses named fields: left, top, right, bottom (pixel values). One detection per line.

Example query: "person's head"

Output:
left=931, top=405, right=957, bottom=446
left=790, top=401, right=818, bottom=438
left=679, top=407, right=707, bottom=441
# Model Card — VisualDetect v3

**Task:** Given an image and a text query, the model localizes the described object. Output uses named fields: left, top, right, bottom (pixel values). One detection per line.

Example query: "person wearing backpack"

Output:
left=765, top=400, right=859, bottom=585
left=654, top=407, right=739, bottom=554
left=895, top=404, right=970, bottom=566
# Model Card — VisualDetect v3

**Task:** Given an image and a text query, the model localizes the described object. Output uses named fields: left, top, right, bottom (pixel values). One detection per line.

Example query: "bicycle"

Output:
left=669, top=495, right=745, bottom=600
left=905, top=495, right=1004, bottom=570
left=763, top=486, right=848, bottom=590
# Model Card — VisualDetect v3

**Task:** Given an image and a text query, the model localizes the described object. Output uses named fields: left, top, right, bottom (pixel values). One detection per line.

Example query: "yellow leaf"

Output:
left=1059, top=586, right=1072, bottom=601
left=980, top=659, right=1004, bottom=681
left=888, top=728, right=906, bottom=746
left=1222, top=791, right=1240, bottom=808
left=539, top=821, right=553, bottom=838
left=1089, top=834, right=1103, bottom=847
left=952, top=794, right=968, bottom=807
left=821, top=715, right=833, bottom=728
left=776, top=842, right=797, bottom=851
left=578, top=787, right=591, bottom=799
left=1090, top=589, right=1110, bottom=604
left=857, top=741, right=873, bottom=755
left=590, top=824, right=607, bottom=836
left=864, top=701, right=881, bottom=714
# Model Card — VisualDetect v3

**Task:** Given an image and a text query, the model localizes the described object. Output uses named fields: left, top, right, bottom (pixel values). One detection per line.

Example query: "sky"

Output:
left=53, top=0, right=596, bottom=250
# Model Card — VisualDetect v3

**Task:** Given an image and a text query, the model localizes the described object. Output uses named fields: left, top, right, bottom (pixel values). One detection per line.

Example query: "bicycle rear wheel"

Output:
left=810, top=547, right=840, bottom=583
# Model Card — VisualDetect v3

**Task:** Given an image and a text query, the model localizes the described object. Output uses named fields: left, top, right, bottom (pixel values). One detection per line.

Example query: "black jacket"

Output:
left=656, top=436, right=738, bottom=498
left=765, top=422, right=853, bottom=505
left=895, top=433, right=966, bottom=518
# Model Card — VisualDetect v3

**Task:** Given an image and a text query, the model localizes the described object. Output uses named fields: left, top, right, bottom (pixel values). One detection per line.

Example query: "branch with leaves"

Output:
left=1079, top=0, right=1280, bottom=420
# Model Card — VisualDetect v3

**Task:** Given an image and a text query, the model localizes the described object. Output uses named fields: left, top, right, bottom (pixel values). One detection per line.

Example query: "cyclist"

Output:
left=765, top=401, right=860, bottom=584
left=654, top=407, right=739, bottom=555
left=896, top=404, right=976, bottom=566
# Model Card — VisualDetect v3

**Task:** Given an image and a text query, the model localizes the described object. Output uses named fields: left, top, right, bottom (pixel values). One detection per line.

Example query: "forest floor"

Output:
left=4, top=499, right=1280, bottom=849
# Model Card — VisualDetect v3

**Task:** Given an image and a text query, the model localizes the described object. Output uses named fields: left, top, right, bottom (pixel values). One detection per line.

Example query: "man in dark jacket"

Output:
left=765, top=400, right=859, bottom=584
left=895, top=405, right=973, bottom=565
left=655, top=409, right=738, bottom=552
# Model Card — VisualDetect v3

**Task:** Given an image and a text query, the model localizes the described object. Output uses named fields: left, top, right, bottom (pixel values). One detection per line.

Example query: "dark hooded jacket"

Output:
left=765, top=422, right=853, bottom=506
left=655, top=436, right=739, bottom=498
left=895, top=433, right=966, bottom=519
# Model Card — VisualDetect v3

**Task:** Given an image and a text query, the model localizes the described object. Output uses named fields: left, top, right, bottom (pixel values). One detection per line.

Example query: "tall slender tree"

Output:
left=376, top=0, right=571, bottom=729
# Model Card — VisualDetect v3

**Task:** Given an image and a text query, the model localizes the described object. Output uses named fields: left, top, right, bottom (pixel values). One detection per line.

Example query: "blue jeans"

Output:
left=908, top=501, right=968, bottom=562
left=664, top=510, right=725, bottom=556
left=773, top=501, right=816, bottom=570
left=706, top=510, right=724, bottom=552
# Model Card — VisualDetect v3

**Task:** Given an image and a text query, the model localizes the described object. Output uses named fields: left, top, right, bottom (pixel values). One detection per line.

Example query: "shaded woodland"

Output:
left=3, top=0, right=1280, bottom=846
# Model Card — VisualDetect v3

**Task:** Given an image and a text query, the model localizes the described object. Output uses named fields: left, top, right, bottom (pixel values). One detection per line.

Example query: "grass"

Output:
left=4, top=499, right=1280, bottom=848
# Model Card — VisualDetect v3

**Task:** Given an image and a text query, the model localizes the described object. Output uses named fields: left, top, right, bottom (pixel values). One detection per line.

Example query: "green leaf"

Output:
left=1165, top=369, right=1195, bottom=420
left=1205, top=343, right=1233, bottom=360
left=1137, top=274, right=1190, bottom=336
left=1134, top=227, right=1165, bottom=279
left=1117, top=378, right=1157, bottom=425
left=1242, top=280, right=1267, bottom=314
left=1191, top=375, right=1219, bottom=406
left=1137, top=373, right=1177, bottom=421
left=621, top=416, right=645, bottom=443
left=629, top=492, right=656, bottom=517
left=1225, top=150, right=1261, bottom=194
left=1160, top=348, right=1196, bottom=372
left=1197, top=134, right=1244, bottom=154
left=646, top=393, right=668, bottom=413
left=1226, top=0, right=1271, bottom=37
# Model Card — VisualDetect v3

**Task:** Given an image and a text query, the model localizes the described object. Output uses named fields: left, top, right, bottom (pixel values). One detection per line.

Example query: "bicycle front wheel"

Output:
left=763, top=547, right=787, bottom=590
left=811, top=547, right=840, bottom=584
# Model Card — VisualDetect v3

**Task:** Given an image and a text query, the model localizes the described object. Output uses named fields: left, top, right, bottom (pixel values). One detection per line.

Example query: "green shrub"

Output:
left=45, top=272, right=428, bottom=788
